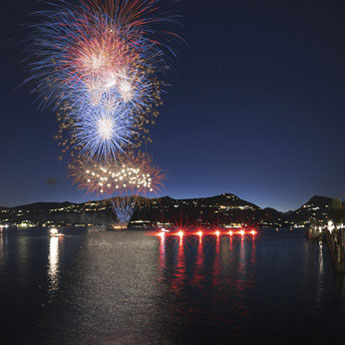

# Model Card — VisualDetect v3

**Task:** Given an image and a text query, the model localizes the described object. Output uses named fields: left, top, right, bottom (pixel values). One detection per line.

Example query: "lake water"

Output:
left=0, top=228, right=344, bottom=345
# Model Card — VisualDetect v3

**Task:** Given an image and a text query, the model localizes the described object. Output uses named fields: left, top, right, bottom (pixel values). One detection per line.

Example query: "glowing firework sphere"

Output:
left=73, top=106, right=134, bottom=158
left=28, top=0, right=178, bottom=158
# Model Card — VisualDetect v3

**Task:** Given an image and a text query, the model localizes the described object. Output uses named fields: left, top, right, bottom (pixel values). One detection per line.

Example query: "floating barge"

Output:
left=106, top=223, right=128, bottom=231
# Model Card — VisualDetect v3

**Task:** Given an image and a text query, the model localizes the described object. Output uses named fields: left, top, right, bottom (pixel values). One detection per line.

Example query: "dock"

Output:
left=307, top=225, right=345, bottom=272
left=325, top=229, right=345, bottom=272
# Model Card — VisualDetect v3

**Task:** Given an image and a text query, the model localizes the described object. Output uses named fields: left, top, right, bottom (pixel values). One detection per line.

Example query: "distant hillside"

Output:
left=0, top=193, right=336, bottom=228
left=282, top=195, right=333, bottom=225
left=184, top=193, right=260, bottom=209
left=12, top=202, right=74, bottom=210
left=130, top=193, right=262, bottom=227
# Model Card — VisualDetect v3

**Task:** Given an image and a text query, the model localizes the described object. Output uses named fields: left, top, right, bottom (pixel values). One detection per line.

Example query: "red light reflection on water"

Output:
left=153, top=228, right=258, bottom=309
left=191, top=234, right=204, bottom=287
left=158, top=232, right=166, bottom=276
left=229, top=233, right=233, bottom=251
left=212, top=234, right=221, bottom=288
left=239, top=234, right=245, bottom=265
left=170, top=234, right=186, bottom=293
left=251, top=233, right=256, bottom=265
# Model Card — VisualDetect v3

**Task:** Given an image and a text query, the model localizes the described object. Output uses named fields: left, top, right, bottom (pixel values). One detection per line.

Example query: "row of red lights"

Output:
left=157, top=230, right=257, bottom=237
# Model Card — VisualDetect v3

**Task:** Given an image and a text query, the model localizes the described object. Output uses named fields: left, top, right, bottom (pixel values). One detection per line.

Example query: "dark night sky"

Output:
left=1, top=0, right=345, bottom=211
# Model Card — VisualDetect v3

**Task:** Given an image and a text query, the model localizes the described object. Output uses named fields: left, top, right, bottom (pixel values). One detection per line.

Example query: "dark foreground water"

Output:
left=0, top=228, right=344, bottom=345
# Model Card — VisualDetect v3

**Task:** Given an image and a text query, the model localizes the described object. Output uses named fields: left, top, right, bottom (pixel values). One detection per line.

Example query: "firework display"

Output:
left=28, top=0, right=177, bottom=158
left=28, top=0, right=179, bottom=226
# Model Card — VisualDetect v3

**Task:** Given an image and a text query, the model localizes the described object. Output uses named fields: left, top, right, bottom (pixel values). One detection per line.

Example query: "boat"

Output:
left=106, top=223, right=128, bottom=231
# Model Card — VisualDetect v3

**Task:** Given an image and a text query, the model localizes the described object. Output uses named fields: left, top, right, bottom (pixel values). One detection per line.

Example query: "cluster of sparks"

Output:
left=67, top=150, right=164, bottom=223
left=28, top=0, right=178, bottom=224
left=86, top=165, right=154, bottom=194
left=69, top=151, right=164, bottom=195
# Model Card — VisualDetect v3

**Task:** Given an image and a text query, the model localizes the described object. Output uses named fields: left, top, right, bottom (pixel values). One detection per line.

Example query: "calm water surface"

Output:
left=0, top=228, right=344, bottom=345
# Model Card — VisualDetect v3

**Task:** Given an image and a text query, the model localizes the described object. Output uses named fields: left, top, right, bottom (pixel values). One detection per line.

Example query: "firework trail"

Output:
left=111, top=196, right=136, bottom=225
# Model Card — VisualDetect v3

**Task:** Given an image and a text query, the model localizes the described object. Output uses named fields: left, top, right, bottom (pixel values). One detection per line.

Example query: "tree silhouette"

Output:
left=328, top=198, right=344, bottom=230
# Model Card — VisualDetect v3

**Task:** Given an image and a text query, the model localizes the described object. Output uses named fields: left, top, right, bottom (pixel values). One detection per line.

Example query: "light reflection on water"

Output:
left=314, top=241, right=325, bottom=307
left=48, top=236, right=60, bottom=294
left=0, top=232, right=5, bottom=271
left=0, top=228, right=344, bottom=345
left=0, top=232, right=3, bottom=258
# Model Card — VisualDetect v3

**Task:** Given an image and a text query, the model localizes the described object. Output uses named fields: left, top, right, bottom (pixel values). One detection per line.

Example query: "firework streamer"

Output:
left=111, top=196, right=137, bottom=227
